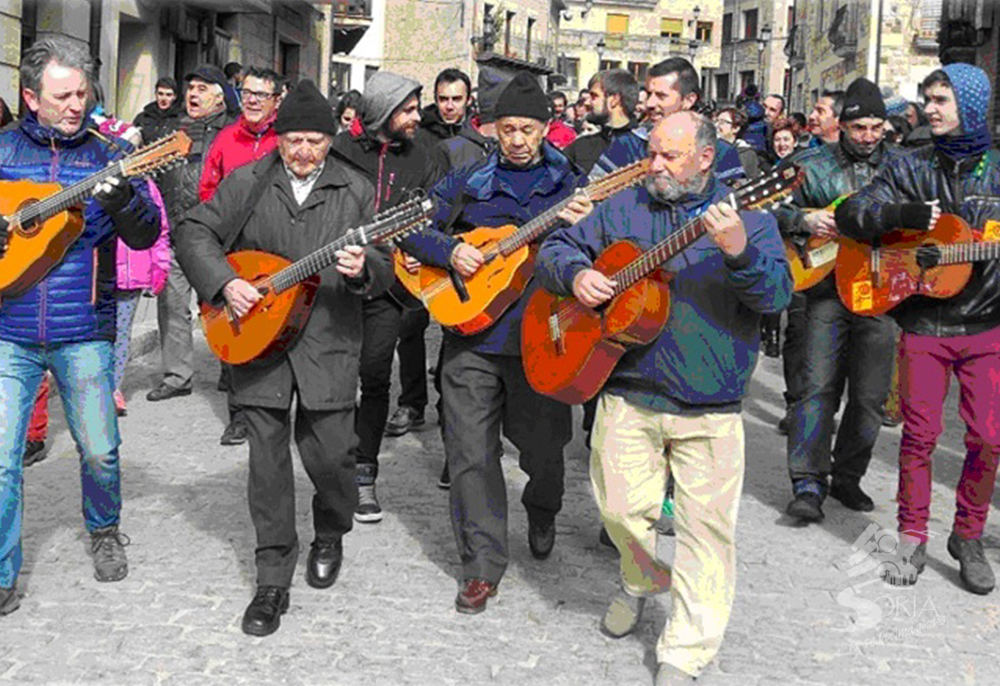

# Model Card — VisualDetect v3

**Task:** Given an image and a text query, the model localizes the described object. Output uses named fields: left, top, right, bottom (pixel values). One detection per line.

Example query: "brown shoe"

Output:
left=455, top=578, right=498, bottom=615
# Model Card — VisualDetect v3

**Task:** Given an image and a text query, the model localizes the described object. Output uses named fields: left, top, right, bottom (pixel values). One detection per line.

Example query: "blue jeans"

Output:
left=0, top=339, right=122, bottom=587
left=787, top=294, right=896, bottom=488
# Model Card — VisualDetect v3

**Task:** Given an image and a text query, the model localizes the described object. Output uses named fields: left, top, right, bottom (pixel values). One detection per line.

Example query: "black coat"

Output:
left=133, top=99, right=183, bottom=145
left=157, top=108, right=233, bottom=228
left=563, top=122, right=636, bottom=175
left=175, top=152, right=392, bottom=410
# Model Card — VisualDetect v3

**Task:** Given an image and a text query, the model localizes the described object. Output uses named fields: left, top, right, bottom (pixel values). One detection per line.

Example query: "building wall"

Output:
left=558, top=0, right=723, bottom=93
left=719, top=0, right=791, bottom=104
left=0, top=0, right=21, bottom=113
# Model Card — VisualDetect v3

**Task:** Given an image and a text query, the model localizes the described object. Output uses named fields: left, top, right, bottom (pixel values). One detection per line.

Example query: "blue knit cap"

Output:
left=942, top=63, right=990, bottom=136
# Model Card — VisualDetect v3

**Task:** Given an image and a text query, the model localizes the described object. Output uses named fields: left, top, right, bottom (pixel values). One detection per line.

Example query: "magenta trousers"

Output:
left=897, top=325, right=1000, bottom=543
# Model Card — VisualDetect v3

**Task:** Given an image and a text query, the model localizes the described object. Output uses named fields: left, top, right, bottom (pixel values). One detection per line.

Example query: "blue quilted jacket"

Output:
left=0, top=113, right=159, bottom=345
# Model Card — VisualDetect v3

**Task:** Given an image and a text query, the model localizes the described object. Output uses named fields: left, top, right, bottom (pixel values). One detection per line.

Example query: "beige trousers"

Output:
left=590, top=393, right=745, bottom=675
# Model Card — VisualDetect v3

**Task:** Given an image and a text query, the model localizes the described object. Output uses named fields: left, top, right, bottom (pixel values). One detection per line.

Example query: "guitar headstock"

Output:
left=370, top=192, right=436, bottom=243
left=120, top=131, right=193, bottom=177
left=735, top=163, right=804, bottom=211
left=587, top=158, right=651, bottom=202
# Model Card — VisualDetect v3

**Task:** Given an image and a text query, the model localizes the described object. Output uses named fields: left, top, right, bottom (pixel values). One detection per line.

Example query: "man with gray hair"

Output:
left=0, top=35, right=160, bottom=615
left=536, top=111, right=792, bottom=684
left=147, top=65, right=233, bottom=404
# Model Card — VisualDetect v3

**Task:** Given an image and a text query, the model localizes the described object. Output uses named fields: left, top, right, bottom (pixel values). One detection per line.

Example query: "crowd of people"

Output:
left=2, top=33, right=1000, bottom=686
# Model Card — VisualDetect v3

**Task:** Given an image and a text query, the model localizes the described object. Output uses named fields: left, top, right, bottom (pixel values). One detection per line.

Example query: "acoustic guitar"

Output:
left=521, top=164, right=804, bottom=405
left=201, top=196, right=433, bottom=365
left=0, top=131, right=192, bottom=296
left=835, top=213, right=999, bottom=316
left=415, top=158, right=651, bottom=335
left=783, top=194, right=850, bottom=292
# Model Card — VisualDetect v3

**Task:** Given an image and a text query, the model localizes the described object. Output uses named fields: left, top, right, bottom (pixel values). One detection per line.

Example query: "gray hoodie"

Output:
left=361, top=71, right=422, bottom=133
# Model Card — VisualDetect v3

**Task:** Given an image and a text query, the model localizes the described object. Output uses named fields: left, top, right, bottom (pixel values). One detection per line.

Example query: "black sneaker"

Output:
left=947, top=533, right=996, bottom=595
left=354, top=463, right=383, bottom=523
left=437, top=461, right=450, bottom=490
left=220, top=418, right=249, bottom=446
left=787, top=492, right=824, bottom=522
left=829, top=479, right=875, bottom=512
left=90, top=525, right=130, bottom=582
left=23, top=440, right=49, bottom=467
left=384, top=406, right=425, bottom=437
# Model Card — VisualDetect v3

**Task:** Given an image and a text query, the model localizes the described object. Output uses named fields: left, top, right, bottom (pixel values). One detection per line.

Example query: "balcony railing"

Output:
left=559, top=28, right=696, bottom=58
left=333, top=0, right=372, bottom=22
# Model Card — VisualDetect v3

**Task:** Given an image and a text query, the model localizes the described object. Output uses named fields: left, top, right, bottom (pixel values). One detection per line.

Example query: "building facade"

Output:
left=939, top=0, right=1000, bottom=137
left=718, top=0, right=791, bottom=105
left=555, top=0, right=723, bottom=97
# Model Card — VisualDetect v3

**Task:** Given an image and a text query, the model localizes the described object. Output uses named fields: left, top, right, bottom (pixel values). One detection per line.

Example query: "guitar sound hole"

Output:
left=14, top=200, right=44, bottom=238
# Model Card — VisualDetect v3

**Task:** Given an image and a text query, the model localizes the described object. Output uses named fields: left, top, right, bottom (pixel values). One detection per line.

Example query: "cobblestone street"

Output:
left=3, top=329, right=999, bottom=686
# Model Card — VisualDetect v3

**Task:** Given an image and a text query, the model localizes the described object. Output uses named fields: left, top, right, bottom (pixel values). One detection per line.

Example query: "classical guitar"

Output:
left=522, top=164, right=804, bottom=405
left=784, top=194, right=850, bottom=292
left=415, top=157, right=651, bottom=335
left=0, top=130, right=192, bottom=296
left=835, top=213, right=999, bottom=316
left=201, top=196, right=434, bottom=365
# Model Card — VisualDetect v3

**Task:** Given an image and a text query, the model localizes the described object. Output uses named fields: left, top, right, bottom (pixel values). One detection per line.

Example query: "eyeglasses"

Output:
left=716, top=118, right=733, bottom=126
left=240, top=89, right=278, bottom=102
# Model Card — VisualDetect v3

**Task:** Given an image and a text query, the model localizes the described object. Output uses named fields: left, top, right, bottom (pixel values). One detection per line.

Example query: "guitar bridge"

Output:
left=547, top=312, right=565, bottom=356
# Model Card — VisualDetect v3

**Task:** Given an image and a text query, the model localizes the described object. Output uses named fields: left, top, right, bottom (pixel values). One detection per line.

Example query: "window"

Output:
left=715, top=73, right=730, bottom=101
left=722, top=13, right=733, bottom=43
left=696, top=21, right=712, bottom=43
left=740, top=70, right=755, bottom=95
left=628, top=61, right=648, bottom=82
left=743, top=8, right=758, bottom=40
left=660, top=17, right=683, bottom=39
left=505, top=10, right=515, bottom=55
left=561, top=56, right=580, bottom=91
left=608, top=14, right=629, bottom=34
left=526, top=18, right=534, bottom=60
left=788, top=5, right=795, bottom=30
left=600, top=59, right=622, bottom=71
left=784, top=69, right=792, bottom=100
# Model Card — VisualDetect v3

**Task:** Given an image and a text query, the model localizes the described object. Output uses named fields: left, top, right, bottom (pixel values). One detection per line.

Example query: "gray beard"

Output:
left=644, top=172, right=705, bottom=203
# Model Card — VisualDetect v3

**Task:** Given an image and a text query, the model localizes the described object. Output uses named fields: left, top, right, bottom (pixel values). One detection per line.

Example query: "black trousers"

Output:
left=396, top=306, right=430, bottom=411
left=441, top=346, right=572, bottom=584
left=783, top=291, right=808, bottom=408
left=244, top=402, right=357, bottom=588
left=354, top=295, right=403, bottom=472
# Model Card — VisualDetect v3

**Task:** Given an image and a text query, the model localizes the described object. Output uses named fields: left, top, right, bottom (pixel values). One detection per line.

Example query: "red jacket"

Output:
left=546, top=119, right=577, bottom=150
left=198, top=113, right=278, bottom=202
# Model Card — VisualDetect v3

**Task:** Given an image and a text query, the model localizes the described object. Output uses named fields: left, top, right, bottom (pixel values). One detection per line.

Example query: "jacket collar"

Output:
left=464, top=140, right=574, bottom=201
left=647, top=174, right=727, bottom=214
left=419, top=104, right=464, bottom=138
left=239, top=112, right=277, bottom=137
left=20, top=110, right=91, bottom=148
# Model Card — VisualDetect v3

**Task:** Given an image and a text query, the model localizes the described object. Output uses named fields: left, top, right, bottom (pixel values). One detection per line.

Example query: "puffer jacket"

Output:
left=837, top=146, right=1000, bottom=337
left=157, top=108, right=232, bottom=229
left=0, top=113, right=159, bottom=344
left=198, top=113, right=278, bottom=202
left=117, top=179, right=172, bottom=295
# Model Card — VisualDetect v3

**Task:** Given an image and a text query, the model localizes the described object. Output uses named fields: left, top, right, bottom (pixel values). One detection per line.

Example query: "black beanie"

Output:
left=275, top=80, right=337, bottom=135
left=493, top=72, right=551, bottom=123
left=840, top=77, right=886, bottom=122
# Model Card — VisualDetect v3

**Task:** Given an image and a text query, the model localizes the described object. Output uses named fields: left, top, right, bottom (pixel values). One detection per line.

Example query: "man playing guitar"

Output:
left=0, top=36, right=160, bottom=616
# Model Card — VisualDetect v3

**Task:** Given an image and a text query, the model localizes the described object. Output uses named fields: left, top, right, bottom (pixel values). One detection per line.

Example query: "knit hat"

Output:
left=941, top=63, right=991, bottom=135
left=494, top=72, right=551, bottom=123
left=475, top=65, right=511, bottom=124
left=880, top=87, right=909, bottom=118
left=360, top=71, right=422, bottom=133
left=275, top=80, right=337, bottom=135
left=840, top=78, right=886, bottom=122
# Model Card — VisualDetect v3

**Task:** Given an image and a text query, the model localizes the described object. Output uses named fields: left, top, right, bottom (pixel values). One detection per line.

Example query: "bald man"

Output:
left=536, top=111, right=793, bottom=685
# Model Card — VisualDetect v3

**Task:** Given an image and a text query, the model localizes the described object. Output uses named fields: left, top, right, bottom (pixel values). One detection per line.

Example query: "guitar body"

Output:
left=420, top=224, right=534, bottom=335
left=0, top=180, right=86, bottom=296
left=200, top=250, right=319, bottom=364
left=390, top=248, right=424, bottom=310
left=836, top=214, right=974, bottom=316
left=785, top=235, right=839, bottom=291
left=522, top=241, right=671, bottom=404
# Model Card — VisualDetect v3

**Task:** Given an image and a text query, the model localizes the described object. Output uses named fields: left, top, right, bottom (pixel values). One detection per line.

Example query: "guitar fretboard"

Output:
left=937, top=241, right=1000, bottom=265
left=14, top=164, right=124, bottom=225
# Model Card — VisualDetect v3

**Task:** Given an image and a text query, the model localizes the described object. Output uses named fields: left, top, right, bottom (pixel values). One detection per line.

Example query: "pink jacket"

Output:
left=116, top=179, right=171, bottom=294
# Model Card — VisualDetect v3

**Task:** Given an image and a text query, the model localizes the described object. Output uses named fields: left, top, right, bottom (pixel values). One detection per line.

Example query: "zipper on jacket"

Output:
left=39, top=278, right=47, bottom=341
left=375, top=144, right=388, bottom=212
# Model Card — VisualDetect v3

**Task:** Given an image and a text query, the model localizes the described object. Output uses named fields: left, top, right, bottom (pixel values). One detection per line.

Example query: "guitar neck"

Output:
left=269, top=205, right=424, bottom=293
left=937, top=241, right=1000, bottom=265
left=609, top=214, right=711, bottom=294
left=12, top=164, right=124, bottom=225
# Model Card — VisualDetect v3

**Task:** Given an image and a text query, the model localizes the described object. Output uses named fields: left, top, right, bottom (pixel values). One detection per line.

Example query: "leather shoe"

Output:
left=528, top=519, right=556, bottom=560
left=146, top=382, right=192, bottom=402
left=220, top=418, right=249, bottom=446
left=455, top=578, right=498, bottom=614
left=306, top=539, right=343, bottom=589
left=241, top=586, right=289, bottom=637
left=829, top=478, right=875, bottom=512
left=384, top=406, right=425, bottom=437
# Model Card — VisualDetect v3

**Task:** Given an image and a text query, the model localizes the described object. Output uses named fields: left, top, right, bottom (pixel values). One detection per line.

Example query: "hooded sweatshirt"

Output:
left=331, top=71, right=441, bottom=213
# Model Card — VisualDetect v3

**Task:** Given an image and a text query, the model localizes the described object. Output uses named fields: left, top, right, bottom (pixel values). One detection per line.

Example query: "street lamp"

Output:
left=688, top=5, right=701, bottom=27
left=757, top=24, right=772, bottom=90
left=596, top=37, right=606, bottom=66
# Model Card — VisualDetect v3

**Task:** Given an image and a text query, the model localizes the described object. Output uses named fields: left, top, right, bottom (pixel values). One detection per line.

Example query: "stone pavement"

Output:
left=3, top=330, right=999, bottom=686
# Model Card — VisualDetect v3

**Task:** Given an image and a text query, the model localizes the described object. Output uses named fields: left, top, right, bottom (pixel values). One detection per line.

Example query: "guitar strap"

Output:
left=222, top=161, right=277, bottom=254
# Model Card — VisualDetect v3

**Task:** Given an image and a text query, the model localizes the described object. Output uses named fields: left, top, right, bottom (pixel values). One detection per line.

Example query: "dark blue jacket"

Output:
left=589, top=125, right=746, bottom=186
left=401, top=141, right=585, bottom=355
left=739, top=101, right=769, bottom=152
left=0, top=113, right=159, bottom=345
left=536, top=177, right=793, bottom=413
